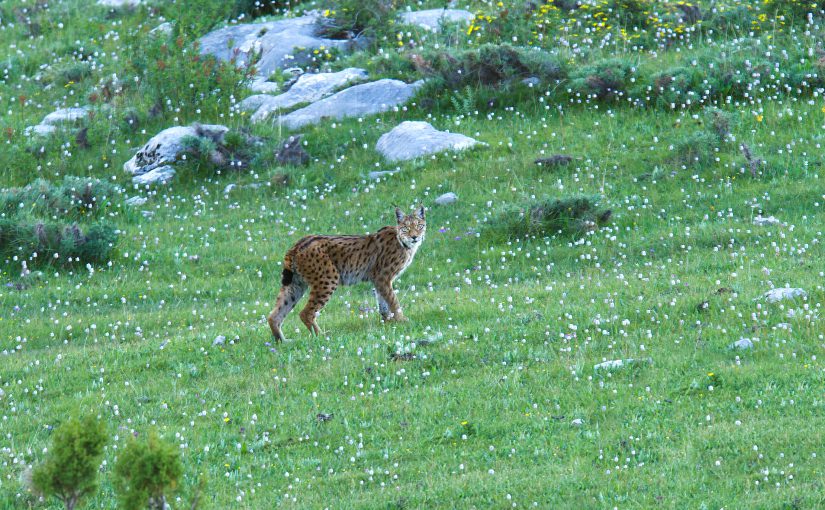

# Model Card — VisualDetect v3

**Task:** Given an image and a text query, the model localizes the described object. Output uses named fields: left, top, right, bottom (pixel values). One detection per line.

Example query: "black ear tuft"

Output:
left=395, top=207, right=405, bottom=223
left=417, top=205, right=426, bottom=220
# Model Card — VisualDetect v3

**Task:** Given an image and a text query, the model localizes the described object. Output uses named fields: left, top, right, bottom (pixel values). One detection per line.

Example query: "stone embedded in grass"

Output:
left=399, top=9, right=474, bottom=31
left=149, top=21, right=173, bottom=36
left=251, top=68, right=369, bottom=123
left=375, top=121, right=481, bottom=162
left=753, top=215, right=784, bottom=227
left=42, top=107, right=92, bottom=126
left=535, top=154, right=573, bottom=167
left=24, top=124, right=56, bottom=137
left=123, top=124, right=229, bottom=176
left=0, top=388, right=4, bottom=399
left=593, top=358, right=652, bottom=371
left=132, top=166, right=176, bottom=186
left=369, top=170, right=400, bottom=180
left=571, top=418, right=583, bottom=426
left=277, top=79, right=424, bottom=130
left=212, top=335, right=226, bottom=346
left=25, top=106, right=92, bottom=137
left=730, top=338, right=754, bottom=350
left=435, top=192, right=458, bottom=206
left=762, top=287, right=807, bottom=303
left=98, top=0, right=142, bottom=5
left=197, top=15, right=352, bottom=83
left=125, top=196, right=147, bottom=206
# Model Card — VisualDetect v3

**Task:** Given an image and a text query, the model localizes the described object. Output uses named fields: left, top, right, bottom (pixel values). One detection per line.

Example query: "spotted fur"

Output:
left=268, top=206, right=426, bottom=341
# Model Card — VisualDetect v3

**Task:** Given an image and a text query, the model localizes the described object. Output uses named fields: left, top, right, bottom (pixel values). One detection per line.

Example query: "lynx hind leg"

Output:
left=298, top=257, right=339, bottom=336
left=268, top=270, right=306, bottom=342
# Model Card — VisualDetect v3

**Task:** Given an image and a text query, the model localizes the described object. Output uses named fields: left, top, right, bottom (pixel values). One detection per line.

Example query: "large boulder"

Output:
left=250, top=68, right=368, bottom=122
left=399, top=9, right=474, bottom=31
left=124, top=124, right=229, bottom=176
left=198, top=15, right=352, bottom=81
left=277, top=79, right=424, bottom=130
left=375, top=121, right=480, bottom=161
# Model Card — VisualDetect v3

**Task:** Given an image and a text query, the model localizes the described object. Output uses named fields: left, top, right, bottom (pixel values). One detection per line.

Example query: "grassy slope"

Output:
left=2, top=0, right=825, bottom=508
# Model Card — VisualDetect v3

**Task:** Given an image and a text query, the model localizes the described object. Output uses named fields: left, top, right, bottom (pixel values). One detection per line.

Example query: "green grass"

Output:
left=2, top=0, right=825, bottom=508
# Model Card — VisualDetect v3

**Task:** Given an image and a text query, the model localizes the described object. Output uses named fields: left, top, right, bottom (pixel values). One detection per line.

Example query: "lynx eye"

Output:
left=400, top=227, right=408, bottom=233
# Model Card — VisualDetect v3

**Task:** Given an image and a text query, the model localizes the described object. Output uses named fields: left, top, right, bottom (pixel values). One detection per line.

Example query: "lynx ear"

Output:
left=395, top=207, right=405, bottom=223
left=417, top=206, right=426, bottom=220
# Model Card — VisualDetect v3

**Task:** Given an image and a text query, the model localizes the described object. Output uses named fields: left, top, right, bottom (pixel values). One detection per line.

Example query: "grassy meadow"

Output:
left=1, top=0, right=825, bottom=508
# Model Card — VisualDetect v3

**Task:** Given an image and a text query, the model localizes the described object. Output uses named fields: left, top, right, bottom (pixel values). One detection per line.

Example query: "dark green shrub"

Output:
left=316, top=0, right=401, bottom=40
left=0, top=219, right=118, bottom=264
left=570, top=58, right=634, bottom=99
left=31, top=415, right=107, bottom=510
left=0, top=177, right=119, bottom=220
left=423, top=43, right=565, bottom=88
left=493, top=195, right=612, bottom=238
left=114, top=431, right=183, bottom=510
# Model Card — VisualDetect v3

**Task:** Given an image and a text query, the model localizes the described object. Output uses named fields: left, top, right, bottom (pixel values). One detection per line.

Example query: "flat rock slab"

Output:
left=594, top=358, right=652, bottom=371
left=434, top=192, right=458, bottom=206
left=99, top=0, right=143, bottom=6
left=278, top=79, right=424, bottom=130
left=399, top=9, right=474, bottom=31
left=376, top=121, right=480, bottom=161
left=251, top=68, right=368, bottom=122
left=762, top=287, right=807, bottom=303
left=132, top=165, right=176, bottom=185
left=198, top=15, right=351, bottom=80
left=124, top=124, right=229, bottom=175
left=24, top=124, right=56, bottom=137
left=42, top=107, right=92, bottom=125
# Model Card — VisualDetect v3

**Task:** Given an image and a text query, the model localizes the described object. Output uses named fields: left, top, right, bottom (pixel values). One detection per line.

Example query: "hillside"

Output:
left=1, top=0, right=825, bottom=508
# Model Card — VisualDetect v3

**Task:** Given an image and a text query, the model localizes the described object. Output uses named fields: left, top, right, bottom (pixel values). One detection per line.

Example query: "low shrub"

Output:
left=420, top=43, right=566, bottom=88
left=114, top=431, right=184, bottom=510
left=492, top=195, right=612, bottom=239
left=30, top=415, right=107, bottom=510
left=0, top=219, right=118, bottom=265
left=0, top=176, right=119, bottom=220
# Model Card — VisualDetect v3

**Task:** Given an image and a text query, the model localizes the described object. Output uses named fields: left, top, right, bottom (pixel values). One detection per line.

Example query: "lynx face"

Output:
left=395, top=206, right=426, bottom=249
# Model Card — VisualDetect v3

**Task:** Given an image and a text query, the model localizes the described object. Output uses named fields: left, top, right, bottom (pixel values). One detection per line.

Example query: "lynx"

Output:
left=268, top=206, right=426, bottom=341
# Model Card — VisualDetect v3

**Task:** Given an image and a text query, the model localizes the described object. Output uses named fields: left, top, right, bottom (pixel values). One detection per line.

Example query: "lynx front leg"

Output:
left=374, top=279, right=407, bottom=322
left=375, top=288, right=390, bottom=320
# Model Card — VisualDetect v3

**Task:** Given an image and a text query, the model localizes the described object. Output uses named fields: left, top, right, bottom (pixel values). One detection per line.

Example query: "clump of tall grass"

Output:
left=490, top=195, right=612, bottom=239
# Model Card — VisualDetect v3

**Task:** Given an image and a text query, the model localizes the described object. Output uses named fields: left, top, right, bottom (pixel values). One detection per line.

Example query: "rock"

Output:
left=571, top=418, right=583, bottom=426
left=594, top=358, right=652, bottom=371
left=98, top=0, right=142, bottom=6
left=223, top=184, right=236, bottom=194
left=24, top=124, right=56, bottom=137
left=435, top=192, right=458, bottom=206
left=278, top=79, right=424, bottom=130
left=132, top=166, right=176, bottom=186
left=522, top=77, right=541, bottom=87
left=316, top=412, right=334, bottom=422
left=251, top=68, right=368, bottom=123
left=731, top=338, right=754, bottom=350
left=149, top=22, right=174, bottom=36
left=238, top=95, right=277, bottom=113
left=198, top=15, right=353, bottom=82
left=124, top=124, right=229, bottom=176
left=125, top=196, right=148, bottom=206
left=399, top=9, right=474, bottom=31
left=0, top=388, right=4, bottom=399
left=753, top=215, right=784, bottom=227
left=275, top=134, right=310, bottom=166
left=141, top=210, right=154, bottom=218
left=368, top=170, right=400, bottom=179
left=248, top=78, right=281, bottom=94
left=42, top=107, right=92, bottom=125
left=376, top=121, right=480, bottom=162
left=213, top=335, right=226, bottom=346
left=762, top=287, right=807, bottom=303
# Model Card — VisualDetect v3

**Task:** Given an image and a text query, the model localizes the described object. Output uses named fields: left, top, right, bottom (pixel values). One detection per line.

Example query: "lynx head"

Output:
left=395, top=206, right=426, bottom=249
